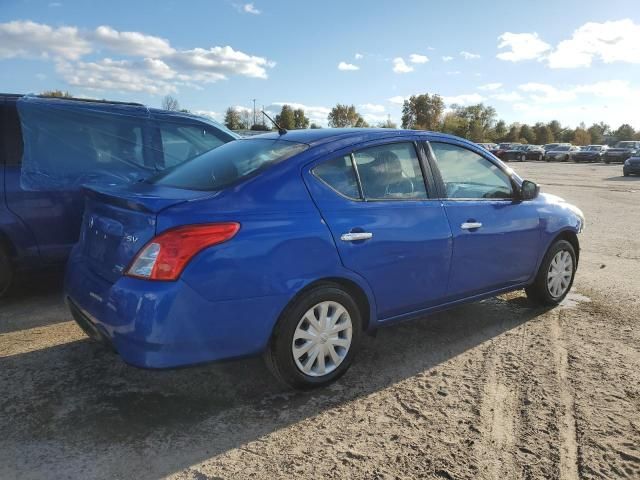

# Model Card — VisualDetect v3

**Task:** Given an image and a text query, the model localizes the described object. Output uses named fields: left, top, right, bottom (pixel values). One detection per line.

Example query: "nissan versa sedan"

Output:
left=65, top=129, right=585, bottom=389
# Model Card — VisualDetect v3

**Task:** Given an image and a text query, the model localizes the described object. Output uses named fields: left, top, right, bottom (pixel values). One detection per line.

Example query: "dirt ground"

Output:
left=1, top=161, right=639, bottom=480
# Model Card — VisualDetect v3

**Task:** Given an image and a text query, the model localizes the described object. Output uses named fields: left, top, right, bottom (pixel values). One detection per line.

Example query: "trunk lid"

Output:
left=80, top=182, right=214, bottom=283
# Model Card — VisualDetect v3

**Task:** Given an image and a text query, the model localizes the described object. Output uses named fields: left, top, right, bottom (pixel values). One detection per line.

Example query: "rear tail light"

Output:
left=126, top=223, right=240, bottom=281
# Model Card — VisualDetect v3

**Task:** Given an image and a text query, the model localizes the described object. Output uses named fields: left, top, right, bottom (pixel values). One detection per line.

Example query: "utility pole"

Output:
left=252, top=98, right=257, bottom=127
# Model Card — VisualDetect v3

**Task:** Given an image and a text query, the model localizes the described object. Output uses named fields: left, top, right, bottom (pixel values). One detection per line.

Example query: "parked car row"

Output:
left=479, top=140, right=640, bottom=165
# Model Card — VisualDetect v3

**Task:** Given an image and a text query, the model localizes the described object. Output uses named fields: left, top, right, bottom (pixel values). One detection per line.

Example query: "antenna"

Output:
left=261, top=110, right=287, bottom=135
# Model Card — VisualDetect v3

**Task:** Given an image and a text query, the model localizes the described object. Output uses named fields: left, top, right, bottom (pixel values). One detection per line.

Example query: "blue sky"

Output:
left=1, top=0, right=640, bottom=128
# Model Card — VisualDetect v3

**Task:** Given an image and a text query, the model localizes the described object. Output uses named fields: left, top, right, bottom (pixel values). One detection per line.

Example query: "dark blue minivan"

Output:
left=0, top=94, right=237, bottom=295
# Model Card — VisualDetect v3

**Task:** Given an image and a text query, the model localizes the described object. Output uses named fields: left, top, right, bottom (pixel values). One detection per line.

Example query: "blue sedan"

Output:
left=65, top=129, right=585, bottom=389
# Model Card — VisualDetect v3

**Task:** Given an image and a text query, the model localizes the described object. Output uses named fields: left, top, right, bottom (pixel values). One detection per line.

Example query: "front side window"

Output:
left=151, top=138, right=308, bottom=191
left=430, top=142, right=513, bottom=199
left=353, top=143, right=427, bottom=200
left=161, top=124, right=228, bottom=168
left=313, top=155, right=360, bottom=199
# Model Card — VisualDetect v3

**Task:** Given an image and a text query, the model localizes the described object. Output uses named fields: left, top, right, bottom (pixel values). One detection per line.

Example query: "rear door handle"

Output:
left=340, top=232, right=373, bottom=242
left=461, top=222, right=482, bottom=230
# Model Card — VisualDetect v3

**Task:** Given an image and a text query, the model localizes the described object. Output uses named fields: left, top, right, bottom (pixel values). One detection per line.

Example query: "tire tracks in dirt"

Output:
left=549, top=310, right=580, bottom=480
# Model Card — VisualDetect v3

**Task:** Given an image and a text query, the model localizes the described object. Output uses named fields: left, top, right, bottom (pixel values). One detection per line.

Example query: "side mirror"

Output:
left=520, top=180, right=539, bottom=201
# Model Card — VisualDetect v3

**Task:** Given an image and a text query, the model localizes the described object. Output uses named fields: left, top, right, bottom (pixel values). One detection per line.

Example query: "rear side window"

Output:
left=160, top=124, right=228, bottom=168
left=313, top=155, right=360, bottom=199
left=151, top=138, right=308, bottom=190
left=354, top=143, right=427, bottom=200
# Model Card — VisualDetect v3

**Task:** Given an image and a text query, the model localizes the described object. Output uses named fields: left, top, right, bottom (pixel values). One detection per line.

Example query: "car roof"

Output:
left=247, top=128, right=461, bottom=147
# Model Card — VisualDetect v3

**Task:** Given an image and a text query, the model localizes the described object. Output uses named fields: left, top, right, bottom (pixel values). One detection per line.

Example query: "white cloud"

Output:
left=478, top=82, right=503, bottom=91
left=388, top=95, right=406, bottom=105
left=359, top=103, right=385, bottom=113
left=460, top=51, right=480, bottom=60
left=441, top=56, right=453, bottom=62
left=409, top=53, right=429, bottom=64
left=56, top=58, right=178, bottom=95
left=496, top=32, right=551, bottom=62
left=243, top=3, right=261, bottom=14
left=193, top=110, right=222, bottom=121
left=446, top=71, right=461, bottom=75
left=491, top=92, right=523, bottom=102
left=338, top=61, right=359, bottom=71
left=48, top=2, right=62, bottom=6
left=355, top=52, right=363, bottom=60
left=443, top=93, right=485, bottom=105
left=168, top=46, right=274, bottom=80
left=0, top=20, right=91, bottom=60
left=497, top=20, right=640, bottom=69
left=93, top=25, right=175, bottom=57
left=518, top=82, right=577, bottom=103
left=547, top=19, right=640, bottom=68
left=392, top=57, right=413, bottom=73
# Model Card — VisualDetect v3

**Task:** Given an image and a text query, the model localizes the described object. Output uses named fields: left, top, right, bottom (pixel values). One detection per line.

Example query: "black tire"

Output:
left=526, top=239, right=576, bottom=306
left=519, top=154, right=525, bottom=162
left=264, top=283, right=362, bottom=390
left=0, top=247, right=13, bottom=298
left=604, top=158, right=610, bottom=164
left=624, top=171, right=630, bottom=177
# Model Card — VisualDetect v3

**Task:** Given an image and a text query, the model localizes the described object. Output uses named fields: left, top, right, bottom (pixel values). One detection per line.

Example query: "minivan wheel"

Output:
left=0, top=248, right=13, bottom=298
left=526, top=239, right=576, bottom=306
left=264, top=284, right=362, bottom=390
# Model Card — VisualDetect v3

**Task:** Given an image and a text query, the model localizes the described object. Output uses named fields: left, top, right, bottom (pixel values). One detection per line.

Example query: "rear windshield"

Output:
left=150, top=138, right=308, bottom=190
left=586, top=145, right=602, bottom=151
left=615, top=141, right=640, bottom=148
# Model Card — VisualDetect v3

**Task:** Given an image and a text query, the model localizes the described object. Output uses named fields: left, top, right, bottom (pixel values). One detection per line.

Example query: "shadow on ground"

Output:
left=0, top=280, right=549, bottom=479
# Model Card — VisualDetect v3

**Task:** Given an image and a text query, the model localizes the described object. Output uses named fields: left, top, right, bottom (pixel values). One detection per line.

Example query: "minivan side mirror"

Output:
left=520, top=180, right=539, bottom=201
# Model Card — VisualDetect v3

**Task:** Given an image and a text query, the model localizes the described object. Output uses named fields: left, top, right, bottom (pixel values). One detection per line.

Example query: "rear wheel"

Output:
left=519, top=154, right=525, bottom=162
left=526, top=239, right=576, bottom=306
left=264, top=284, right=362, bottom=390
left=0, top=247, right=13, bottom=298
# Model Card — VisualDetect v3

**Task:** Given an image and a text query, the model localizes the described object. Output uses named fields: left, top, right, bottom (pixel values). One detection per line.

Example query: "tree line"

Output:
left=223, top=94, right=640, bottom=145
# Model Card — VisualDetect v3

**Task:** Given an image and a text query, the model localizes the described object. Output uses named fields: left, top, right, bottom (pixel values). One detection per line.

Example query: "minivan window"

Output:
left=354, top=143, right=427, bottom=200
left=151, top=138, right=308, bottom=191
left=313, top=155, right=360, bottom=199
left=161, top=124, right=228, bottom=168
left=4, top=101, right=24, bottom=165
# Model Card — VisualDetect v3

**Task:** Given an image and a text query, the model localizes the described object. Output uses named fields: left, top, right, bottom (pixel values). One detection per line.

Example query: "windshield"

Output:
left=498, top=143, right=512, bottom=149
left=555, top=146, right=571, bottom=151
left=615, top=141, right=639, bottom=148
left=586, top=146, right=602, bottom=151
left=150, top=138, right=308, bottom=190
left=544, top=144, right=559, bottom=151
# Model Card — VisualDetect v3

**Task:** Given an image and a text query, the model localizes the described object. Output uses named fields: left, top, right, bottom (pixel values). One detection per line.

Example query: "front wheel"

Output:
left=526, top=239, right=577, bottom=306
left=519, top=154, right=525, bottom=162
left=264, top=284, right=362, bottom=390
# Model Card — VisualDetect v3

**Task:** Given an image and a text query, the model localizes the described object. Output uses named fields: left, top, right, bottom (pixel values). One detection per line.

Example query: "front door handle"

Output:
left=341, top=232, right=373, bottom=242
left=461, top=222, right=482, bottom=230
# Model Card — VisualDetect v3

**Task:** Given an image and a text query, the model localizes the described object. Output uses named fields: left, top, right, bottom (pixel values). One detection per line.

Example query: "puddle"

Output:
left=559, top=292, right=591, bottom=309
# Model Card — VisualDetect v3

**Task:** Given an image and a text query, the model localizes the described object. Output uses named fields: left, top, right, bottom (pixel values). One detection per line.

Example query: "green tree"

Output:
left=293, top=108, right=310, bottom=129
left=439, top=103, right=496, bottom=142
left=573, top=128, right=591, bottom=145
left=506, top=124, right=521, bottom=142
left=327, top=104, right=369, bottom=128
left=519, top=124, right=535, bottom=144
left=224, top=107, right=243, bottom=130
left=533, top=123, right=554, bottom=145
left=615, top=124, right=636, bottom=141
left=492, top=120, right=508, bottom=142
left=275, top=105, right=296, bottom=129
left=309, top=123, right=322, bottom=129
left=587, top=122, right=609, bottom=144
left=400, top=94, right=444, bottom=130
left=547, top=120, right=563, bottom=141
left=41, top=89, right=72, bottom=98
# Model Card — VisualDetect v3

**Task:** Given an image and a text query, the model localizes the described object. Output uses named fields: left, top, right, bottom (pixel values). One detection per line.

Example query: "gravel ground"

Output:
left=1, top=161, right=638, bottom=480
